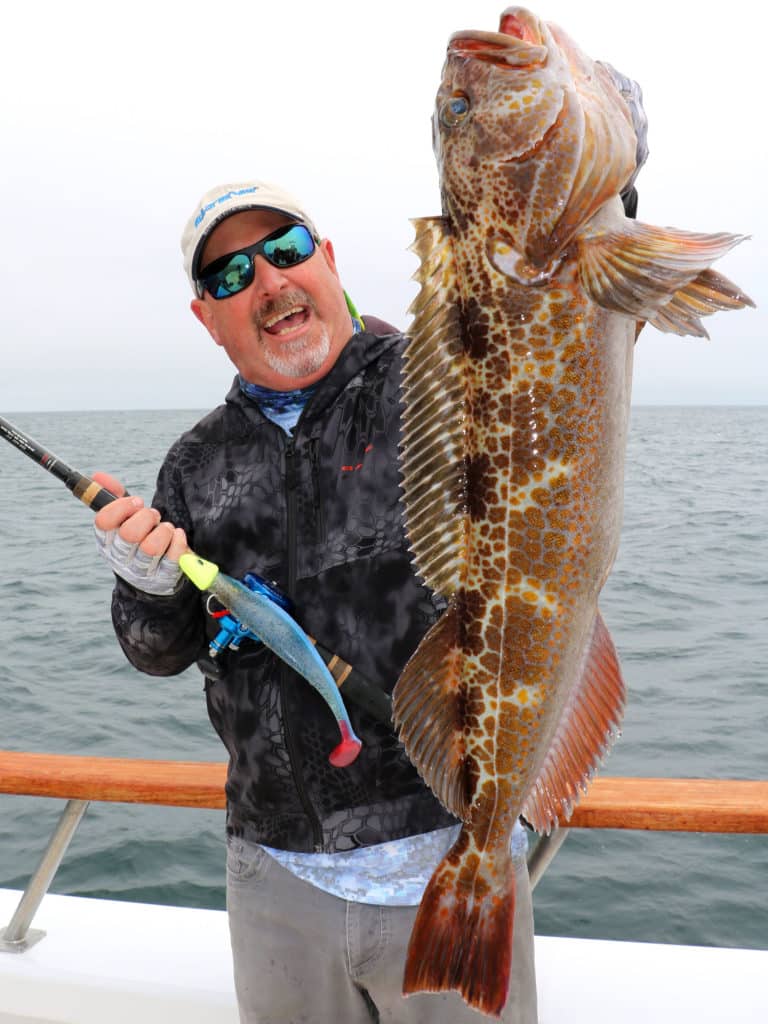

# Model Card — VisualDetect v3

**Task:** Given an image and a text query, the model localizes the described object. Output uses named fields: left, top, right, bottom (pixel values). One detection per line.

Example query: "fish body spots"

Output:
left=507, top=684, right=544, bottom=709
left=509, top=575, right=559, bottom=614
left=458, top=851, right=481, bottom=888
left=456, top=680, right=487, bottom=731
left=509, top=458, right=571, bottom=513
left=450, top=828, right=472, bottom=861
left=461, top=296, right=492, bottom=359
left=456, top=588, right=489, bottom=658
left=458, top=289, right=604, bottom=580
left=464, top=753, right=483, bottom=803
left=420, top=197, right=630, bottom=854
left=465, top=453, right=496, bottom=521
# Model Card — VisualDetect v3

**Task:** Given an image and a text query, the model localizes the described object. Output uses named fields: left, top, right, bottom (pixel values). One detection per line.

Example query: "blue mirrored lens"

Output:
left=205, top=253, right=254, bottom=298
left=263, top=225, right=315, bottom=267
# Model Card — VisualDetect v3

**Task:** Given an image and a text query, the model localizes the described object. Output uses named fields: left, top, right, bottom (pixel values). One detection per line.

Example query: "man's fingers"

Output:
left=91, top=471, right=127, bottom=498
left=167, top=527, right=190, bottom=562
left=143, top=526, right=189, bottom=562
left=138, top=521, right=178, bottom=558
left=119, top=507, right=163, bottom=546
left=93, top=494, right=145, bottom=531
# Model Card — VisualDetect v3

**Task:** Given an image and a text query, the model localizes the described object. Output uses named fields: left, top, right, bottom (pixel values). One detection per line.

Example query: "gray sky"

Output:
left=0, top=0, right=764, bottom=411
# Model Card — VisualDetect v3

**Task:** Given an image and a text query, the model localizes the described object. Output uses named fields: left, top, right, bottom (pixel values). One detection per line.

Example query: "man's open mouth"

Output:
left=262, top=306, right=310, bottom=336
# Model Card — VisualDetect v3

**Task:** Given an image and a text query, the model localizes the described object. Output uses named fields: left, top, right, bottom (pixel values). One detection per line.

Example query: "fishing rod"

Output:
left=0, top=414, right=122, bottom=510
left=0, top=414, right=394, bottom=752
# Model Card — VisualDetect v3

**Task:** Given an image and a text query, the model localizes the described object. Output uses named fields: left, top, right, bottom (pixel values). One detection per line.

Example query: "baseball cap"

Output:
left=181, top=181, right=320, bottom=292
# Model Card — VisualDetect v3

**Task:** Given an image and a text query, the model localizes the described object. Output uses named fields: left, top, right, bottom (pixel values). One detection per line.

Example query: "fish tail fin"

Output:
left=403, top=837, right=515, bottom=1018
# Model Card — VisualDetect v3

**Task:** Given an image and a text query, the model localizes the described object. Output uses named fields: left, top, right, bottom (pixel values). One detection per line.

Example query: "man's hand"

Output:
left=92, top=472, right=188, bottom=595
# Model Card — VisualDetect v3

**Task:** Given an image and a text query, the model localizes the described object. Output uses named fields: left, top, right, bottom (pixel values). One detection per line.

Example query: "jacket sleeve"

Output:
left=109, top=440, right=206, bottom=676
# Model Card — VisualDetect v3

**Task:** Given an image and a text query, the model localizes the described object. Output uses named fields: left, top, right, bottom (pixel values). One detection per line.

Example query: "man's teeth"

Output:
left=264, top=306, right=305, bottom=332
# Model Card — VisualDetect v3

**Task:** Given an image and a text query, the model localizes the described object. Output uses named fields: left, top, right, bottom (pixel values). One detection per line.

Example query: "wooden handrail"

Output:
left=563, top=776, right=768, bottom=834
left=0, top=751, right=226, bottom=809
left=1, top=751, right=767, bottom=833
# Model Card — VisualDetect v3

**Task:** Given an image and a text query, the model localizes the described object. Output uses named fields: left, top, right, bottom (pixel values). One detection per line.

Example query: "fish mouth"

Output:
left=448, top=7, right=547, bottom=67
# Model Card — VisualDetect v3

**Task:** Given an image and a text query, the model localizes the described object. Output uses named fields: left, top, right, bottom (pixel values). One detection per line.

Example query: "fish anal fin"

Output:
left=578, top=221, right=753, bottom=336
left=522, top=609, right=626, bottom=834
left=392, top=603, right=469, bottom=820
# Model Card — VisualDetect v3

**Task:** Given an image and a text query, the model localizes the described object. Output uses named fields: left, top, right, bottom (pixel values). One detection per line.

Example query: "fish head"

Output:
left=435, top=7, right=638, bottom=269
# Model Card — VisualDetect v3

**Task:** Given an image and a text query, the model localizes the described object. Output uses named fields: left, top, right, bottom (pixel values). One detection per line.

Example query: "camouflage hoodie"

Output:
left=109, top=327, right=458, bottom=852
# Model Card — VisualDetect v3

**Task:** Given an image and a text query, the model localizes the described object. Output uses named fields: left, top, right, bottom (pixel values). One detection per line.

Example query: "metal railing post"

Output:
left=1, top=798, right=90, bottom=952
left=528, top=826, right=571, bottom=890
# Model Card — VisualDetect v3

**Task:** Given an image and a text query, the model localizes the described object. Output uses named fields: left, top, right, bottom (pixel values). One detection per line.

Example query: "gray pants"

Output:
left=227, top=838, right=538, bottom=1024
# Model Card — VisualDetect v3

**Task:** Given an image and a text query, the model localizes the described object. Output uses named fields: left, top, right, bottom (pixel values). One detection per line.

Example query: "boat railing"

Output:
left=1, top=750, right=767, bottom=953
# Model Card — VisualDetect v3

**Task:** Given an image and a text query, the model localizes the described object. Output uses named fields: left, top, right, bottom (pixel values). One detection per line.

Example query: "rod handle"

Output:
left=70, top=478, right=123, bottom=510
left=312, top=639, right=393, bottom=726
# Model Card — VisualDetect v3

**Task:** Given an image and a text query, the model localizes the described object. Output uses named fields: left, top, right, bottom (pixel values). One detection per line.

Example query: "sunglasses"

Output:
left=197, top=223, right=317, bottom=300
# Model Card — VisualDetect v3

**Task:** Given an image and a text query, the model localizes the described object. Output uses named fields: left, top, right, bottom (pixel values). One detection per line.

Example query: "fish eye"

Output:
left=441, top=93, right=470, bottom=127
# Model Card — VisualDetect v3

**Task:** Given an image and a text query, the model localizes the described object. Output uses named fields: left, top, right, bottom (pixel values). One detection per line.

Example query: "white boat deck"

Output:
left=1, top=887, right=766, bottom=1023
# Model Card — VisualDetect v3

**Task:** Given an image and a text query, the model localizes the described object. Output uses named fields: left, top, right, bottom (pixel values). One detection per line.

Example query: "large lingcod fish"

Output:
left=391, top=6, right=753, bottom=1017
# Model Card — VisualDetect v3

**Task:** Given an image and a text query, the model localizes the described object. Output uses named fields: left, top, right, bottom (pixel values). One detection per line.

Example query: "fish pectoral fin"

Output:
left=577, top=222, right=753, bottom=338
left=646, top=268, right=756, bottom=338
left=522, top=609, right=626, bottom=835
left=392, top=603, right=470, bottom=820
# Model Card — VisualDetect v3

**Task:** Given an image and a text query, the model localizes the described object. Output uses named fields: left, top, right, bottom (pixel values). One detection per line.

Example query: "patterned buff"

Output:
left=239, top=379, right=318, bottom=434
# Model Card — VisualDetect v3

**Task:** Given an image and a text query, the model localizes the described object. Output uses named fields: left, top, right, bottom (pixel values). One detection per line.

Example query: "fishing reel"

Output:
left=206, top=572, right=292, bottom=657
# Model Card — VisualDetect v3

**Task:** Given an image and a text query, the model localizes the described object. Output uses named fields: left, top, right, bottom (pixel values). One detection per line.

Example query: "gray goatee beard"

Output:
left=257, top=290, right=330, bottom=379
left=262, top=327, right=331, bottom=379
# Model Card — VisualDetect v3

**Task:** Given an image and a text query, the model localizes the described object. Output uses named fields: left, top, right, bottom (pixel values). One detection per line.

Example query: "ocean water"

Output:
left=0, top=406, right=766, bottom=949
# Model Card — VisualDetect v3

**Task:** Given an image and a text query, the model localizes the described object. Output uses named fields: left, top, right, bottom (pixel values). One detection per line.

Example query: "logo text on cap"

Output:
left=194, top=187, right=260, bottom=229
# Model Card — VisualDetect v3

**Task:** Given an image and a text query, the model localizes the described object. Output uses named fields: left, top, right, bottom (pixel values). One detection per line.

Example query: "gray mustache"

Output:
left=256, top=291, right=316, bottom=329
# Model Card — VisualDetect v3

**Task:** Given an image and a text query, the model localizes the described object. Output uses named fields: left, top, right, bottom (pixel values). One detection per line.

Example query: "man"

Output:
left=92, top=181, right=538, bottom=1023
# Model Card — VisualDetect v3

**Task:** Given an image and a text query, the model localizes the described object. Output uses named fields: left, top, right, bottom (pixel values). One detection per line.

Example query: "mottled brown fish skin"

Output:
left=394, top=6, right=752, bottom=1017
left=405, top=238, right=632, bottom=1016
left=452, top=233, right=633, bottom=831
left=396, top=7, right=637, bottom=1016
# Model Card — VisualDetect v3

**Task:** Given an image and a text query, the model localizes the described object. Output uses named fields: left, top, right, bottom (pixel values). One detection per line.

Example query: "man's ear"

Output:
left=191, top=298, right=223, bottom=346
left=319, top=237, right=340, bottom=279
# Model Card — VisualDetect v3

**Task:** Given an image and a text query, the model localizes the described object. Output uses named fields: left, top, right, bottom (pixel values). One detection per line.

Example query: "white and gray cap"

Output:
left=181, top=181, right=320, bottom=294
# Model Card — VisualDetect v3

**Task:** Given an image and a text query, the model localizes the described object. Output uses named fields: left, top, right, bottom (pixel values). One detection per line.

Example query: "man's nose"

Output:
left=251, top=255, right=291, bottom=295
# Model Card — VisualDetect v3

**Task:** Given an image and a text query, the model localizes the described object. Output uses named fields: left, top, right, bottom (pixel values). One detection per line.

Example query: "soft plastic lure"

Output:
left=179, top=553, right=362, bottom=768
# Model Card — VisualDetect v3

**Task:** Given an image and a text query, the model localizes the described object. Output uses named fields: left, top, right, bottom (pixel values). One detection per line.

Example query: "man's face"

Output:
left=191, top=209, right=353, bottom=390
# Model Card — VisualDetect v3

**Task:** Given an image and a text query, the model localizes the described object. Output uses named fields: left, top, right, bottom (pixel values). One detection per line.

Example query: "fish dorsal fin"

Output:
left=522, top=610, right=626, bottom=834
left=577, top=222, right=754, bottom=337
left=392, top=601, right=470, bottom=820
left=400, top=216, right=467, bottom=598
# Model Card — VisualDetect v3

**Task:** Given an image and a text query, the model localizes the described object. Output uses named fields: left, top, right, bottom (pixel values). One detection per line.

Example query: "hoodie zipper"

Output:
left=282, top=435, right=324, bottom=851
left=309, top=438, right=326, bottom=547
